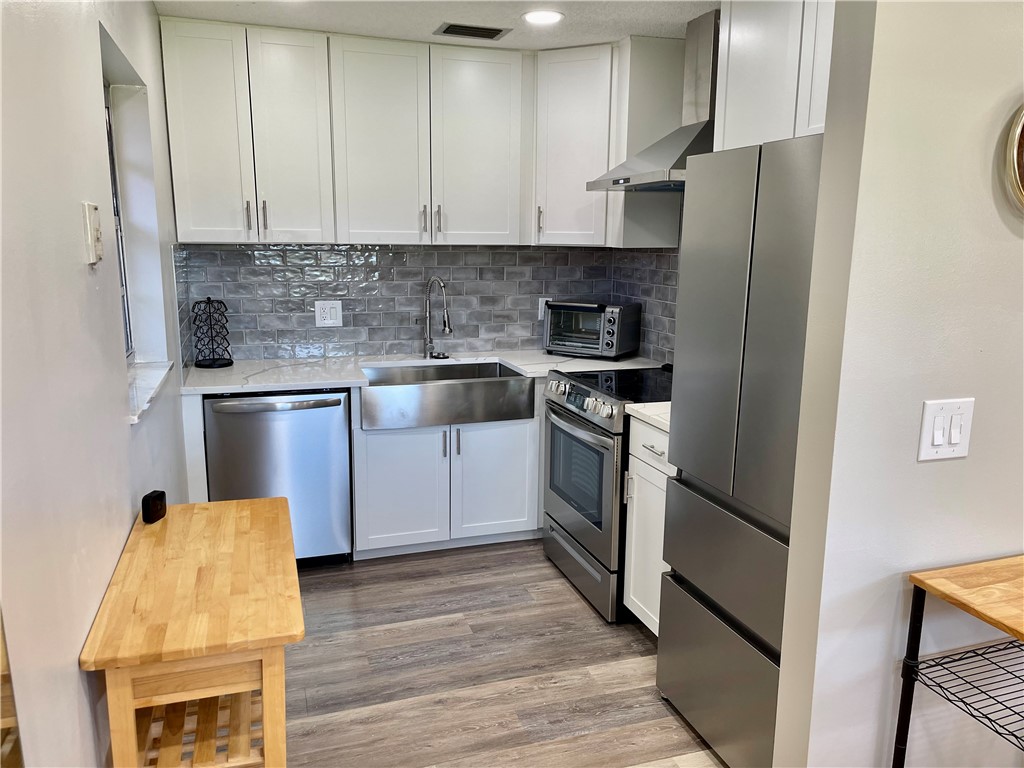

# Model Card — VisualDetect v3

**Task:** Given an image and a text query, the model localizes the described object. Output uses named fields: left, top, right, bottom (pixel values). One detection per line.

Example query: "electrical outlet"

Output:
left=315, top=300, right=343, bottom=327
left=538, top=297, right=551, bottom=321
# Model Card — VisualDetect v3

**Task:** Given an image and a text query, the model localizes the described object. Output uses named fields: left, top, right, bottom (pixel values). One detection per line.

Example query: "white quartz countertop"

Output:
left=181, top=351, right=662, bottom=395
left=625, top=401, right=672, bottom=433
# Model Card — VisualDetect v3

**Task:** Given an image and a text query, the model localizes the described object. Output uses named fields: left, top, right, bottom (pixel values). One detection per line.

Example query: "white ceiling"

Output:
left=153, top=1, right=721, bottom=50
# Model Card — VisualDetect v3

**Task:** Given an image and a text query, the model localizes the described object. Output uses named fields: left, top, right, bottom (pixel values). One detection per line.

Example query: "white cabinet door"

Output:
left=794, top=0, right=835, bottom=137
left=430, top=46, right=522, bottom=245
left=714, top=1, right=804, bottom=151
left=161, top=20, right=257, bottom=243
left=624, top=457, right=670, bottom=635
left=451, top=420, right=537, bottom=538
left=247, top=28, right=334, bottom=243
left=354, top=426, right=450, bottom=550
left=535, top=45, right=611, bottom=246
left=331, top=36, right=431, bottom=244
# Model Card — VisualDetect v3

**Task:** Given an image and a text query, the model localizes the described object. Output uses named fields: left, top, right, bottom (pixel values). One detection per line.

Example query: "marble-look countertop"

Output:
left=128, top=361, right=174, bottom=424
left=181, top=351, right=662, bottom=395
left=625, top=401, right=672, bottom=433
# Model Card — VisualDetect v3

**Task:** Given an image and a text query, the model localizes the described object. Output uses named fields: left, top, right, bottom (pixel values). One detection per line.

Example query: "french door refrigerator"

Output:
left=657, top=134, right=824, bottom=768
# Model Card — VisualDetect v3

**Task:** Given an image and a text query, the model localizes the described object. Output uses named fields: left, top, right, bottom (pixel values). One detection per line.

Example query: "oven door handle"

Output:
left=545, top=403, right=615, bottom=453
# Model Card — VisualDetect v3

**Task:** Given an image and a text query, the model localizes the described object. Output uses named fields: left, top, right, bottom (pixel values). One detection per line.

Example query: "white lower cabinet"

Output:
left=452, top=420, right=537, bottom=538
left=354, top=419, right=537, bottom=552
left=354, top=426, right=451, bottom=550
left=624, top=439, right=672, bottom=635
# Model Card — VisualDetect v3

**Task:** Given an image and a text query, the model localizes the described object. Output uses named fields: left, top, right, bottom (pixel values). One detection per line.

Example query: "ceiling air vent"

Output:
left=434, top=22, right=511, bottom=41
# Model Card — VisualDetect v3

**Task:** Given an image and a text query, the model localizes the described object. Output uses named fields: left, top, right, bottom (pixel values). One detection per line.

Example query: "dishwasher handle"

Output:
left=210, top=397, right=344, bottom=414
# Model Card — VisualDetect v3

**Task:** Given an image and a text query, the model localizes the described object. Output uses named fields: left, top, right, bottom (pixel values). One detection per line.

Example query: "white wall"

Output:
left=779, top=1, right=1024, bottom=766
left=1, top=1, right=187, bottom=765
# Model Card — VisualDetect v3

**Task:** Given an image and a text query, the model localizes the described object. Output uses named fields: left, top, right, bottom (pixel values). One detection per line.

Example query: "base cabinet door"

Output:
left=355, top=426, right=450, bottom=550
left=451, top=420, right=537, bottom=538
left=624, top=457, right=670, bottom=634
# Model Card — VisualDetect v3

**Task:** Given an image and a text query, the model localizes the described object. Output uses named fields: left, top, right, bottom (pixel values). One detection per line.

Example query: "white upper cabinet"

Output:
left=163, top=21, right=333, bottom=243
left=715, top=1, right=835, bottom=151
left=794, top=0, right=835, bottom=137
left=535, top=45, right=612, bottom=246
left=331, top=36, right=431, bottom=244
left=430, top=46, right=522, bottom=245
left=247, top=28, right=334, bottom=243
left=162, top=20, right=257, bottom=243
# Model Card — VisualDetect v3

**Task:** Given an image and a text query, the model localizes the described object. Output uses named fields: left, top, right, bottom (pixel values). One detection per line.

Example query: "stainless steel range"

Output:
left=542, top=366, right=672, bottom=621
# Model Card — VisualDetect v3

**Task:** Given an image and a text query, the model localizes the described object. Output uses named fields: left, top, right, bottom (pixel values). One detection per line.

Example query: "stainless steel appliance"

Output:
left=544, top=302, right=641, bottom=359
left=543, top=367, right=673, bottom=620
left=204, top=390, right=352, bottom=559
left=586, top=10, right=718, bottom=193
left=657, top=134, right=824, bottom=767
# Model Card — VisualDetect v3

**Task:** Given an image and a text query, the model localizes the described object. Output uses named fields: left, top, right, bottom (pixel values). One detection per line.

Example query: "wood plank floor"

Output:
left=285, top=540, right=722, bottom=768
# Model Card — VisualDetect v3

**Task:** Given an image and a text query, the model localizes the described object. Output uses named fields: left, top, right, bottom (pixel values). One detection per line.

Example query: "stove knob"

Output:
left=583, top=397, right=594, bottom=411
left=600, top=403, right=615, bottom=419
left=557, top=382, right=569, bottom=396
left=546, top=381, right=555, bottom=392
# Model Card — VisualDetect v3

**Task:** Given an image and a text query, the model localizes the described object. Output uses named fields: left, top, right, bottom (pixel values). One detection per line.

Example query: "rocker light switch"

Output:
left=918, top=398, right=975, bottom=461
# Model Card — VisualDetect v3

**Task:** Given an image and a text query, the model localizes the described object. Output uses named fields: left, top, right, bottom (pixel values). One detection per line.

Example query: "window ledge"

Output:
left=128, top=361, right=174, bottom=425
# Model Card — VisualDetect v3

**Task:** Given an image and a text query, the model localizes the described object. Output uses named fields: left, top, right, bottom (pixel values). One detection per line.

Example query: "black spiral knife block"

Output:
left=192, top=296, right=233, bottom=369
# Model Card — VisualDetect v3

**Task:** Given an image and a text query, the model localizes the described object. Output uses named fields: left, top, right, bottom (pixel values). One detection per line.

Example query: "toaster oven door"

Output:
left=545, top=303, right=605, bottom=355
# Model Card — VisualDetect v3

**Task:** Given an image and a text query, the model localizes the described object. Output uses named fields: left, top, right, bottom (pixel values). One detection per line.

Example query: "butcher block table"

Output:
left=80, top=498, right=305, bottom=767
left=892, top=554, right=1024, bottom=767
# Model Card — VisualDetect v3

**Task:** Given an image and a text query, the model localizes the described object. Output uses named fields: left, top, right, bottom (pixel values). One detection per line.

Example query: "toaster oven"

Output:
left=543, top=301, right=641, bottom=359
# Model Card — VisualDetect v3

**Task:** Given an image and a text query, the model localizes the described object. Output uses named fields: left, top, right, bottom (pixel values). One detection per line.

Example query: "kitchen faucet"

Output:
left=424, top=276, right=453, bottom=359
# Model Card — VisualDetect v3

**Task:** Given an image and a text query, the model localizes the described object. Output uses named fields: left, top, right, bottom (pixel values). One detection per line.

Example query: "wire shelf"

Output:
left=915, top=639, right=1024, bottom=751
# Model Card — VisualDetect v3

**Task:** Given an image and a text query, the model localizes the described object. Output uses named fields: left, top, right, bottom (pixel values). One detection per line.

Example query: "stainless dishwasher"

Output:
left=204, top=390, right=351, bottom=559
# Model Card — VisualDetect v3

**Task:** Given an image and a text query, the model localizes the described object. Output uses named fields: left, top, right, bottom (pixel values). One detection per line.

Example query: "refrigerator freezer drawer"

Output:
left=663, top=479, right=788, bottom=650
left=657, top=574, right=779, bottom=768
left=543, top=515, right=618, bottom=621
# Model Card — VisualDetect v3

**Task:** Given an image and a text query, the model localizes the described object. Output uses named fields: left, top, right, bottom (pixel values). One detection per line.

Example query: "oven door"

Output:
left=544, top=402, right=622, bottom=571
left=545, top=304, right=605, bottom=355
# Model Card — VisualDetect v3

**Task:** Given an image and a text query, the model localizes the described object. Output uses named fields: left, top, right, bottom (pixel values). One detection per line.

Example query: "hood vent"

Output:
left=587, top=9, right=720, bottom=192
left=435, top=22, right=510, bottom=41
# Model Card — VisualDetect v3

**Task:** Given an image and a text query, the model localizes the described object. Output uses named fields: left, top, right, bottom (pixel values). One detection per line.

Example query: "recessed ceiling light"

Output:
left=523, top=10, right=564, bottom=26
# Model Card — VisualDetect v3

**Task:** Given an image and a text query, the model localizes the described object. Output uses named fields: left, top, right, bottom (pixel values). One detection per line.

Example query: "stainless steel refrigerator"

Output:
left=657, top=134, right=824, bottom=767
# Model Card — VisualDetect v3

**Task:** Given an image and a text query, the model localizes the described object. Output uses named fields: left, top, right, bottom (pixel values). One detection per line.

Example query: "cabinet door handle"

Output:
left=422, top=204, right=428, bottom=233
left=244, top=201, right=253, bottom=232
left=624, top=472, right=634, bottom=502
left=642, top=443, right=666, bottom=457
left=537, top=205, right=543, bottom=233
left=442, top=430, right=448, bottom=458
left=261, top=200, right=269, bottom=239
left=456, top=428, right=461, bottom=455
left=435, top=204, right=442, bottom=234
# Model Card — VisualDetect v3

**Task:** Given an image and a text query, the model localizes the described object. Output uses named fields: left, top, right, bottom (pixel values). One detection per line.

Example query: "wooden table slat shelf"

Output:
left=80, top=499, right=304, bottom=767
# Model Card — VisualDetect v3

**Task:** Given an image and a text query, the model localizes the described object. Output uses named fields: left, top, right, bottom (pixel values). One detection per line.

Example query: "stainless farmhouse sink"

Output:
left=359, top=363, right=535, bottom=429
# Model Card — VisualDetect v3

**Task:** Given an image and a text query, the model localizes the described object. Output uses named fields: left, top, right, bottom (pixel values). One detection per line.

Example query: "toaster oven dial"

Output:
left=604, top=340, right=614, bottom=349
left=606, top=316, right=616, bottom=325
left=605, top=328, right=615, bottom=337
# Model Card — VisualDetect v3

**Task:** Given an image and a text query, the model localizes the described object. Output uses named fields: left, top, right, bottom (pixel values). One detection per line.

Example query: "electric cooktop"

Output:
left=562, top=365, right=673, bottom=405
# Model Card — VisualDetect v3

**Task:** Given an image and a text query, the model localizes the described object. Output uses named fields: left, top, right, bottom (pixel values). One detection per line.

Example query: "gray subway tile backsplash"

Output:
left=175, top=244, right=679, bottom=368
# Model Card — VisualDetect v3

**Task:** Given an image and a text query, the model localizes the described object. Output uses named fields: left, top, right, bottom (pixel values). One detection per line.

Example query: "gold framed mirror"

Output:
left=1007, top=105, right=1024, bottom=213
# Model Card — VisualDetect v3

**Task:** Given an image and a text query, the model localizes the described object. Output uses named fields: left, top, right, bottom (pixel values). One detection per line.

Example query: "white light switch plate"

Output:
left=918, top=398, right=975, bottom=461
left=82, top=202, right=103, bottom=265
left=315, top=300, right=343, bottom=327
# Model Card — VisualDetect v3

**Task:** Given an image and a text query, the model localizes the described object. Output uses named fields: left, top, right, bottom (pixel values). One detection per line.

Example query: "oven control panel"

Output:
left=545, top=378, right=618, bottom=423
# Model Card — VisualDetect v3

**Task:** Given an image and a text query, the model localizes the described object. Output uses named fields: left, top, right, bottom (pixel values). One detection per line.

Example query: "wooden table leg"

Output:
left=261, top=646, right=287, bottom=767
left=105, top=668, right=139, bottom=768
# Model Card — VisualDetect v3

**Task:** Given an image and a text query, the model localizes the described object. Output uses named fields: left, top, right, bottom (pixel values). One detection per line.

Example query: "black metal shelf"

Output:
left=915, top=639, right=1024, bottom=751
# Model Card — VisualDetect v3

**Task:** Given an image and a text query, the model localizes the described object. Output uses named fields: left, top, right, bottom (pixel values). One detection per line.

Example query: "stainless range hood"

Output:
left=586, top=121, right=715, bottom=191
left=587, top=9, right=719, bottom=193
